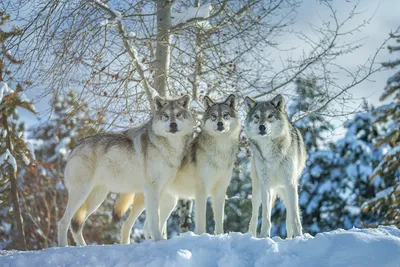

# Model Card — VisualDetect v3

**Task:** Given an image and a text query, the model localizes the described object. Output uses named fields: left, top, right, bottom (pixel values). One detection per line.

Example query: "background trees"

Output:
left=362, top=31, right=400, bottom=227
left=0, top=12, right=36, bottom=250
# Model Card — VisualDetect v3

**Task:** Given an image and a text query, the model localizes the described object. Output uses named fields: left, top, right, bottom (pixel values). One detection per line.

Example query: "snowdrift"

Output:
left=1, top=227, right=399, bottom=267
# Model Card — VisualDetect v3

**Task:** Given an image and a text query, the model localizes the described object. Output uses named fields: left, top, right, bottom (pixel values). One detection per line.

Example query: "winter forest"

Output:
left=0, top=0, right=399, bottom=252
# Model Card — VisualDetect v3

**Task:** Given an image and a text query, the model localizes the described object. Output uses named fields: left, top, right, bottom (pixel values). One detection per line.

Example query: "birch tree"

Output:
left=3, top=0, right=385, bottom=126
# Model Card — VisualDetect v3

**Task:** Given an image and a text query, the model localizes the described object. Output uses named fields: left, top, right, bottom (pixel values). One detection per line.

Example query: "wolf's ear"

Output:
left=271, top=94, right=285, bottom=111
left=154, top=95, right=167, bottom=110
left=203, top=96, right=216, bottom=109
left=177, top=95, right=190, bottom=109
left=244, top=96, right=257, bottom=112
left=224, top=94, right=237, bottom=110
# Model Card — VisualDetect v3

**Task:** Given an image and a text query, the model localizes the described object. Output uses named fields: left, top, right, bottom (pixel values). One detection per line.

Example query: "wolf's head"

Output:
left=244, top=94, right=289, bottom=139
left=152, top=95, right=195, bottom=137
left=202, top=94, right=241, bottom=136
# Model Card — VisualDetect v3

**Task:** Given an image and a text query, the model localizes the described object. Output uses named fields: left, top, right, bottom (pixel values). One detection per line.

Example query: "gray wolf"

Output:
left=244, top=94, right=306, bottom=238
left=114, top=94, right=241, bottom=243
left=57, top=95, right=195, bottom=246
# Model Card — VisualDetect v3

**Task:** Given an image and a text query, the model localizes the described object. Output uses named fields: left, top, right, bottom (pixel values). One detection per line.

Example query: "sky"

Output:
left=272, top=0, right=400, bottom=139
left=16, top=0, right=400, bottom=139
left=301, top=0, right=399, bottom=105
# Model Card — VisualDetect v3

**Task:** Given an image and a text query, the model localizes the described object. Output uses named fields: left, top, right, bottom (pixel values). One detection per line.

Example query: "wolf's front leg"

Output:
left=143, top=185, right=162, bottom=241
left=211, top=180, right=229, bottom=235
left=194, top=187, right=207, bottom=235
left=159, top=194, right=179, bottom=238
left=249, top=158, right=261, bottom=236
left=283, top=184, right=302, bottom=238
left=259, top=179, right=273, bottom=238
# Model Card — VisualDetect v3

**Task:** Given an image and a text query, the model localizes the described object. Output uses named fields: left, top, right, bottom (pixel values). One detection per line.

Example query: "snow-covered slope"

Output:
left=1, top=227, right=400, bottom=267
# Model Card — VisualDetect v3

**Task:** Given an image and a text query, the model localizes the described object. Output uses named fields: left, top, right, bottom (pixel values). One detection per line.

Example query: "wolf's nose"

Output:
left=170, top=122, right=177, bottom=129
left=217, top=122, right=223, bottom=127
left=259, top=125, right=266, bottom=132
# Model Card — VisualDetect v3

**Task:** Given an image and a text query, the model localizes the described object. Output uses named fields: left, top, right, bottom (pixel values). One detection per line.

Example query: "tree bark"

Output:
left=154, top=0, right=173, bottom=97
left=3, top=117, right=27, bottom=250
left=193, top=31, right=203, bottom=100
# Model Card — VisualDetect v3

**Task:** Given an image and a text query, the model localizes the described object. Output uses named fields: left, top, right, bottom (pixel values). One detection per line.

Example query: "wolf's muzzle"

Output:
left=259, top=125, right=266, bottom=135
left=217, top=121, right=224, bottom=131
left=170, top=122, right=178, bottom=133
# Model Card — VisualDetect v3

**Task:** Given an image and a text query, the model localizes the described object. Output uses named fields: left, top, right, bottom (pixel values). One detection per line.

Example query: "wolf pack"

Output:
left=57, top=93, right=306, bottom=247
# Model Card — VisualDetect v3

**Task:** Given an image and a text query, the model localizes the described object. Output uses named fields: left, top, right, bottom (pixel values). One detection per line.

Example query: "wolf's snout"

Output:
left=259, top=125, right=266, bottom=132
left=217, top=121, right=225, bottom=131
left=169, top=122, right=178, bottom=133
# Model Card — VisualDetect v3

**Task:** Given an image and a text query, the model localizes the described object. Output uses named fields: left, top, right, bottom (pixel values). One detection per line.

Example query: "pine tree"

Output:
left=363, top=31, right=400, bottom=227
left=288, top=77, right=333, bottom=151
left=23, top=89, right=105, bottom=248
left=335, top=107, right=389, bottom=228
left=0, top=10, right=36, bottom=250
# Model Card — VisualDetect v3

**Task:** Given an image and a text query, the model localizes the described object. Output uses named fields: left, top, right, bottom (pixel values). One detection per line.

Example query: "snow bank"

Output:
left=1, top=227, right=399, bottom=267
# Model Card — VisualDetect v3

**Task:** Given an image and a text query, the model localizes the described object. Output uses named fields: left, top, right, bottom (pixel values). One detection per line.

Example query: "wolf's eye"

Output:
left=163, top=113, right=169, bottom=119
left=254, top=114, right=259, bottom=120
left=176, top=112, right=182, bottom=118
left=268, top=114, right=274, bottom=119
left=223, top=113, right=230, bottom=119
left=211, top=114, right=217, bottom=121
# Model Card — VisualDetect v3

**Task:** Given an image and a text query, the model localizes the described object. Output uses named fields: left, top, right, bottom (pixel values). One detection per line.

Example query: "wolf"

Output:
left=113, top=94, right=241, bottom=243
left=57, top=95, right=195, bottom=246
left=244, top=94, right=306, bottom=238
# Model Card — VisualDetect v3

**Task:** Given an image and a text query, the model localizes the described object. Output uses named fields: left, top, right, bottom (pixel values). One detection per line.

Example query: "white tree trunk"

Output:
left=154, top=0, right=173, bottom=97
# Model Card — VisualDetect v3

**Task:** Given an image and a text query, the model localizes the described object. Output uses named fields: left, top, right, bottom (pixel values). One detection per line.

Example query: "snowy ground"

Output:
left=1, top=227, right=400, bottom=267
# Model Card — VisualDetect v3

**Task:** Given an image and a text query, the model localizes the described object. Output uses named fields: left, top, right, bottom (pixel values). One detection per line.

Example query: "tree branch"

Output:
left=89, top=0, right=157, bottom=111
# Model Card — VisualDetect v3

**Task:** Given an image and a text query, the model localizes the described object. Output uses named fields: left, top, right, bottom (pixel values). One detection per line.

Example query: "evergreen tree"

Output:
left=0, top=10, right=36, bottom=250
left=23, top=89, right=108, bottom=248
left=288, top=77, right=333, bottom=151
left=335, top=108, right=389, bottom=228
left=363, top=31, right=400, bottom=227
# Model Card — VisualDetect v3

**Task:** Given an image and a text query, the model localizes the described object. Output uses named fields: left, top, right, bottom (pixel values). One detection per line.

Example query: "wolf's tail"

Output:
left=112, top=193, right=135, bottom=222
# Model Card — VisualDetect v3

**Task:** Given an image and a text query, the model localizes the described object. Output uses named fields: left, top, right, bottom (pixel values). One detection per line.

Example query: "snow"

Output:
left=17, top=91, right=30, bottom=103
left=0, top=82, right=13, bottom=104
left=387, top=145, right=400, bottom=157
left=375, top=186, right=398, bottom=200
left=149, top=86, right=159, bottom=99
left=55, top=137, right=71, bottom=156
left=21, top=154, right=30, bottom=165
left=26, top=141, right=36, bottom=160
left=371, top=144, right=400, bottom=179
left=0, top=149, right=17, bottom=173
left=1, top=227, right=400, bottom=267
left=171, top=4, right=213, bottom=27
left=100, top=19, right=110, bottom=26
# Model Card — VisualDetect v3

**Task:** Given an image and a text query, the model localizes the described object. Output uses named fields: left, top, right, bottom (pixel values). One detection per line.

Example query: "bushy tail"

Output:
left=112, top=193, right=135, bottom=222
